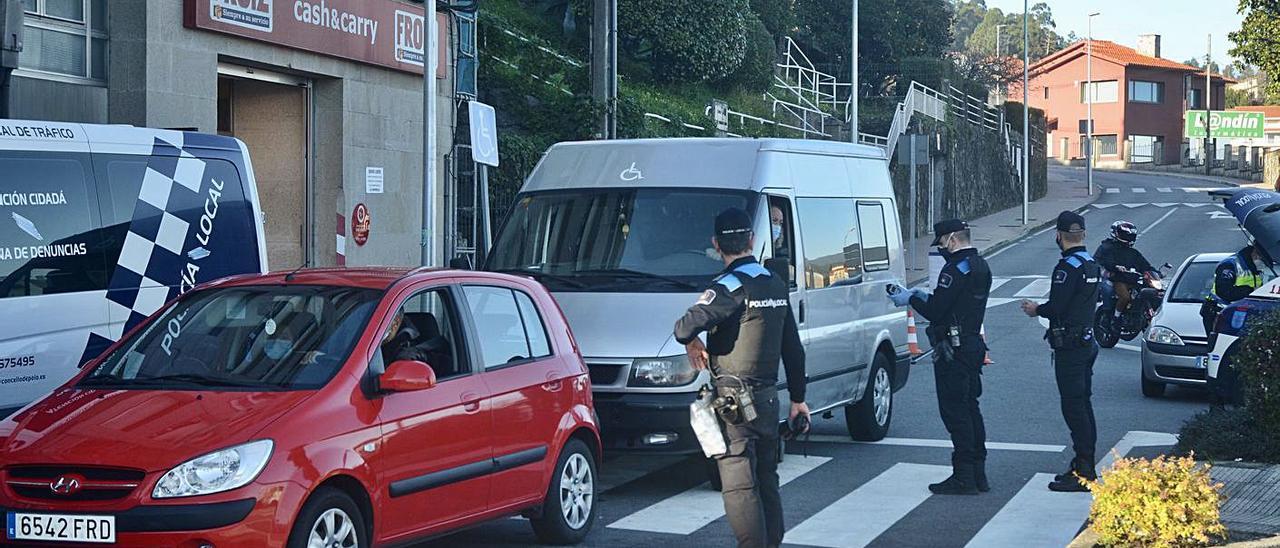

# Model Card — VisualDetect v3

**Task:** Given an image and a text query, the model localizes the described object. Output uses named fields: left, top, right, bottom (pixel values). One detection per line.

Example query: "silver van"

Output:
left=486, top=138, right=911, bottom=454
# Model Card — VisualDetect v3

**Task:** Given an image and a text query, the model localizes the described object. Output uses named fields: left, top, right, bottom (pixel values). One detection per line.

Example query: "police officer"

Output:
left=889, top=219, right=991, bottom=495
left=1020, top=211, right=1101, bottom=492
left=1201, top=242, right=1275, bottom=336
left=674, top=207, right=808, bottom=548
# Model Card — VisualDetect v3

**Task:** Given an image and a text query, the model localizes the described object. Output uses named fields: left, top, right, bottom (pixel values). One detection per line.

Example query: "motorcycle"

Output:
left=1094, top=263, right=1174, bottom=349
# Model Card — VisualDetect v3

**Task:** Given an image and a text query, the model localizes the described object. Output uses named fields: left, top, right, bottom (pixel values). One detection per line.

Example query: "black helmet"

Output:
left=1110, top=221, right=1138, bottom=246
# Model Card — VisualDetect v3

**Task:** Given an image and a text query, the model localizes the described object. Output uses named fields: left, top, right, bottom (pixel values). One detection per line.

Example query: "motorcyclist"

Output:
left=1093, top=221, right=1157, bottom=319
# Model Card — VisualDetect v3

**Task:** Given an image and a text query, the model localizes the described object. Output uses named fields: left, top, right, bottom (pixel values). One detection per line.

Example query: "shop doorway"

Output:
left=217, top=64, right=313, bottom=269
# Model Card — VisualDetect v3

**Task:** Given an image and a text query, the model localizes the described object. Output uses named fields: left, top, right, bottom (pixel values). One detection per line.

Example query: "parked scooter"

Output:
left=1094, top=263, right=1173, bottom=348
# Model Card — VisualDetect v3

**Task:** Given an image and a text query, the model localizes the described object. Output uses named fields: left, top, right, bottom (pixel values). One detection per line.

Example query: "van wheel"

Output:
left=286, top=487, right=368, bottom=548
left=846, top=354, right=893, bottom=441
left=704, top=456, right=723, bottom=491
left=531, top=439, right=597, bottom=544
left=1141, top=370, right=1166, bottom=398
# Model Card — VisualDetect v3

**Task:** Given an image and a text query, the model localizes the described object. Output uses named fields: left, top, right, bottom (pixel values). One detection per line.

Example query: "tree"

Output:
left=953, top=1, right=1063, bottom=61
left=952, top=0, right=988, bottom=50
left=749, top=0, right=795, bottom=38
left=1229, top=0, right=1280, bottom=103
left=618, top=0, right=751, bottom=82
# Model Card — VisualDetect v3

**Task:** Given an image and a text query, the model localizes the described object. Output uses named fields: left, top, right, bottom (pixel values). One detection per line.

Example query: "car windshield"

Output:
left=81, top=285, right=381, bottom=391
left=1169, top=262, right=1219, bottom=303
left=486, top=188, right=757, bottom=292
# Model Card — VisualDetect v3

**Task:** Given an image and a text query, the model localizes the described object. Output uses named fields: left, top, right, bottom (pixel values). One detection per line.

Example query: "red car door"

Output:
left=460, top=283, right=568, bottom=508
left=374, top=284, right=494, bottom=540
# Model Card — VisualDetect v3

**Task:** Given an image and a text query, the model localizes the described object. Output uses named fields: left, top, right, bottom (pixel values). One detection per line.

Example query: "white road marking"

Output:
left=806, top=435, right=1066, bottom=453
left=1157, top=187, right=1172, bottom=193
left=1132, top=187, right=1147, bottom=194
left=1015, top=278, right=1053, bottom=298
left=606, top=456, right=830, bottom=534
left=1105, top=187, right=1119, bottom=194
left=785, top=463, right=952, bottom=548
left=986, top=298, right=1019, bottom=309
left=1143, top=207, right=1179, bottom=234
left=1116, top=343, right=1142, bottom=353
left=963, top=473, right=1094, bottom=548
left=1098, top=431, right=1179, bottom=473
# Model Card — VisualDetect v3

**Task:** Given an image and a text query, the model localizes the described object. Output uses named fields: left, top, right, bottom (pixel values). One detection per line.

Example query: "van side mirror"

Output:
left=449, top=257, right=473, bottom=270
left=380, top=360, right=437, bottom=393
left=764, top=257, right=791, bottom=285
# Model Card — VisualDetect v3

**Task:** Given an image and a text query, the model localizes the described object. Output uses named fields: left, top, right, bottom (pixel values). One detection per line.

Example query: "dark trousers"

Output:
left=1053, top=344, right=1099, bottom=466
left=933, top=348, right=987, bottom=471
left=716, top=386, right=783, bottom=548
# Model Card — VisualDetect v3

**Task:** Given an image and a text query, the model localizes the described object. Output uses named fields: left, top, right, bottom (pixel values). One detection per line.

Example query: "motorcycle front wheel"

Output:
left=1094, top=307, right=1120, bottom=349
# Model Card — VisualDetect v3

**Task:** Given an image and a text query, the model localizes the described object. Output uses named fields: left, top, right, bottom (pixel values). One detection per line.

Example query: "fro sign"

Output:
left=1185, top=111, right=1266, bottom=139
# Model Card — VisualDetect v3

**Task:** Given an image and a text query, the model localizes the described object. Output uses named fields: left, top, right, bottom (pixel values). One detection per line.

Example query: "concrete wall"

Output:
left=8, top=75, right=107, bottom=123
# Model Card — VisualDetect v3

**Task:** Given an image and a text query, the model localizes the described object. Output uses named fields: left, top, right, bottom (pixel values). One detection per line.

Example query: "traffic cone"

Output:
left=981, top=324, right=994, bottom=365
left=907, top=310, right=922, bottom=357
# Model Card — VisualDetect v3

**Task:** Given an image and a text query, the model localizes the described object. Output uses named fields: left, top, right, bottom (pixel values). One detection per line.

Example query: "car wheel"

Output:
left=846, top=353, right=893, bottom=441
left=531, top=439, right=598, bottom=545
left=1094, top=308, right=1120, bottom=349
left=1141, top=369, right=1166, bottom=398
left=704, top=456, right=723, bottom=491
left=286, top=487, right=367, bottom=548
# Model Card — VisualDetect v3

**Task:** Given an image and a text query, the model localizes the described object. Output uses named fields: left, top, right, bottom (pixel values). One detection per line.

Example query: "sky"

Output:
left=982, top=0, right=1247, bottom=66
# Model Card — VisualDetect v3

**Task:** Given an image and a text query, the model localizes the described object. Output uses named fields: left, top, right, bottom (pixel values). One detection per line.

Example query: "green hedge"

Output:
left=618, top=0, right=750, bottom=82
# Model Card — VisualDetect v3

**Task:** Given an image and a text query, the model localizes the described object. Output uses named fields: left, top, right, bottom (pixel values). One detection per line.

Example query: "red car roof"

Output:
left=210, top=267, right=456, bottom=291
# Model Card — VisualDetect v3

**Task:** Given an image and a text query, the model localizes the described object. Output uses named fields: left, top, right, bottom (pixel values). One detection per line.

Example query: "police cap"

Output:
left=1056, top=210, right=1086, bottom=233
left=715, top=207, right=754, bottom=237
left=931, top=219, right=969, bottom=246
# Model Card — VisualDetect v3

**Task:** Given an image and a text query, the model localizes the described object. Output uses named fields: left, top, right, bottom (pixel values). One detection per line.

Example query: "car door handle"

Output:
left=460, top=392, right=482, bottom=414
left=798, top=301, right=806, bottom=324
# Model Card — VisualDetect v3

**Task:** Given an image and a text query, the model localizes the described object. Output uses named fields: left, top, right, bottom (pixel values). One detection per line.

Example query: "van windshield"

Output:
left=80, top=285, right=381, bottom=391
left=487, top=189, right=758, bottom=292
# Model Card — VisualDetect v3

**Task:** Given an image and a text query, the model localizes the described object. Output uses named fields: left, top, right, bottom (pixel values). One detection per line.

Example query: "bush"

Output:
left=1085, top=455, right=1226, bottom=548
left=618, top=0, right=750, bottom=82
left=732, top=13, right=777, bottom=91
left=1236, top=310, right=1280, bottom=432
left=1177, top=407, right=1280, bottom=463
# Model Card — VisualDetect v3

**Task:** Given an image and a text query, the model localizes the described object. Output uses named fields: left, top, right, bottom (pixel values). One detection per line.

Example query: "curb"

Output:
left=1054, top=165, right=1252, bottom=188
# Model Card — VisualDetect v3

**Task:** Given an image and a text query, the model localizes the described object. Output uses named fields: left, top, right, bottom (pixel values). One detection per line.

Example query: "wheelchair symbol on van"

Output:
left=620, top=163, right=644, bottom=182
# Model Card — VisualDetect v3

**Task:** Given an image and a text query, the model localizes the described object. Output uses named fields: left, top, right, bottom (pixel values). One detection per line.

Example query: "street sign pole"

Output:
left=849, top=0, right=858, bottom=141
left=1021, top=0, right=1029, bottom=225
left=1205, top=34, right=1212, bottom=177
left=423, top=1, right=438, bottom=267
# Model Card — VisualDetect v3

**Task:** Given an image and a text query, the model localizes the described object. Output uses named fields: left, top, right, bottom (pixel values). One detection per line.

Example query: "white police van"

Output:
left=0, top=120, right=268, bottom=413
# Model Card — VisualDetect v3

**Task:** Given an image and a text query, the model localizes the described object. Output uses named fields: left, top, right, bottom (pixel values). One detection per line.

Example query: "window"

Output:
left=1044, top=86, right=1049, bottom=100
left=21, top=0, right=108, bottom=82
left=513, top=291, right=551, bottom=358
left=455, top=12, right=477, bottom=98
left=1080, top=80, right=1118, bottom=103
left=856, top=202, right=890, bottom=272
left=379, top=288, right=467, bottom=379
left=463, top=286, right=550, bottom=368
left=1129, top=135, right=1164, bottom=164
left=767, top=196, right=798, bottom=286
left=0, top=152, right=106, bottom=299
left=1187, top=88, right=1205, bottom=110
left=796, top=198, right=860, bottom=289
left=1095, top=135, right=1118, bottom=156
left=1128, top=80, right=1164, bottom=103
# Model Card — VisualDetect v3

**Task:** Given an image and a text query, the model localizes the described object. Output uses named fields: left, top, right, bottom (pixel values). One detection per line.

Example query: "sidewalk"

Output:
left=1213, top=463, right=1280, bottom=539
left=906, top=169, right=1098, bottom=285
left=1058, top=165, right=1273, bottom=190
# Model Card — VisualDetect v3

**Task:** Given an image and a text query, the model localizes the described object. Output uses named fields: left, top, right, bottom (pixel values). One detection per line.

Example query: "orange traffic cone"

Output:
left=907, top=310, right=923, bottom=357
left=981, top=324, right=994, bottom=365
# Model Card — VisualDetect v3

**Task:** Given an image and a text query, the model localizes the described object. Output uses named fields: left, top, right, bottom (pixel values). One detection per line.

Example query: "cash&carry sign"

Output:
left=185, top=0, right=447, bottom=77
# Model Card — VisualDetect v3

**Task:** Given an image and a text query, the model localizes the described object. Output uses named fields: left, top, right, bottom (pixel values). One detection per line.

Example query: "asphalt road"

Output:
left=419, top=167, right=1243, bottom=548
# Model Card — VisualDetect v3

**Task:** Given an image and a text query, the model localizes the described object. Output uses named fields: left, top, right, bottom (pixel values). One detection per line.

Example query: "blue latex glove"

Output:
left=911, top=288, right=930, bottom=302
left=888, top=288, right=913, bottom=307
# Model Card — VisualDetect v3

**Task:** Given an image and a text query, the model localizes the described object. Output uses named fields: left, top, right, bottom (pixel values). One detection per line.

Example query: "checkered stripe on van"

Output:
left=103, top=137, right=208, bottom=332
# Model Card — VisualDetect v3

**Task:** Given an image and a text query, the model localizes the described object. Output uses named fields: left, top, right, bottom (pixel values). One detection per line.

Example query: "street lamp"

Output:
left=850, top=0, right=859, bottom=142
left=1086, top=11, right=1100, bottom=196
left=1021, top=2, right=1029, bottom=224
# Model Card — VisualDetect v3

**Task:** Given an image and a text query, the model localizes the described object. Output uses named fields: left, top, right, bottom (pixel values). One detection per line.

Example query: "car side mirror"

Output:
left=380, top=360, right=437, bottom=393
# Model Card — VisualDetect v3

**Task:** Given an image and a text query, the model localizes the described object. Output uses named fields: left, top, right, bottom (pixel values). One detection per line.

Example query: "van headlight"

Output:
left=153, top=440, right=273, bottom=499
left=1147, top=326, right=1184, bottom=346
left=629, top=355, right=699, bottom=387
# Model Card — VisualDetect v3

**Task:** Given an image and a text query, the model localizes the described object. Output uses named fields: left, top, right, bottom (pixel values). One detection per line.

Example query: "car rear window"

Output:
left=81, top=285, right=381, bottom=390
left=1169, top=262, right=1219, bottom=303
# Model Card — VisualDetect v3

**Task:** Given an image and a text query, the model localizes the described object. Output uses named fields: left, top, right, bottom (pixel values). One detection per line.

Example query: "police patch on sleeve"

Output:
left=696, top=289, right=717, bottom=306
left=938, top=273, right=953, bottom=289
left=1053, top=269, right=1068, bottom=284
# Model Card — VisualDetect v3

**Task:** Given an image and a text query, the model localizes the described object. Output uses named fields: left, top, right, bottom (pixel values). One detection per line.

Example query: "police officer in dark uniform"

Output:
left=1020, top=211, right=1101, bottom=492
left=674, top=207, right=808, bottom=548
left=889, top=219, right=992, bottom=495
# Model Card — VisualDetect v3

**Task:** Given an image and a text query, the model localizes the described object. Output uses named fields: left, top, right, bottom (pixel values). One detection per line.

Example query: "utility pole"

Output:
left=1205, top=34, right=1213, bottom=176
left=422, top=1, right=438, bottom=267
left=849, top=0, right=858, bottom=141
left=591, top=0, right=618, bottom=139
left=1021, top=0, right=1029, bottom=225
left=1086, top=12, right=1099, bottom=196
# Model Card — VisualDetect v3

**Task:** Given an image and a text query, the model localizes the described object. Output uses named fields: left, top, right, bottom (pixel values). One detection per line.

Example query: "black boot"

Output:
left=930, top=467, right=979, bottom=496
left=1049, top=459, right=1096, bottom=492
left=974, top=460, right=990, bottom=493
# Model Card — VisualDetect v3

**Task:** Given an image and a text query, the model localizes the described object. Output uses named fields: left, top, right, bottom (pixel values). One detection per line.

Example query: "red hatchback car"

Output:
left=0, top=268, right=600, bottom=547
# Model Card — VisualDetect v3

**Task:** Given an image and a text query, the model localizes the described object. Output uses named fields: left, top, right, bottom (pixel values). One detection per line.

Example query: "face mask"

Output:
left=936, top=234, right=953, bottom=258
left=771, top=223, right=783, bottom=242
left=264, top=340, right=293, bottom=360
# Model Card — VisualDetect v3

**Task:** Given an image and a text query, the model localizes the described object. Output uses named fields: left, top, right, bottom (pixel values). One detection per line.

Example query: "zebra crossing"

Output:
left=1101, top=186, right=1221, bottom=195
left=573, top=429, right=1179, bottom=548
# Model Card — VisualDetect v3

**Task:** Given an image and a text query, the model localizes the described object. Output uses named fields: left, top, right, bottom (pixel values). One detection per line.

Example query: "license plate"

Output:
left=7, top=512, right=115, bottom=543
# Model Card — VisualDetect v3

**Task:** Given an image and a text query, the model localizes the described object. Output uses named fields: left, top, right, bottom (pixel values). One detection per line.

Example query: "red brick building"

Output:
left=1012, top=36, right=1232, bottom=166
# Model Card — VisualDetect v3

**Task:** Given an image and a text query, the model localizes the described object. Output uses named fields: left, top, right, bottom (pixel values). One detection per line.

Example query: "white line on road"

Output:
left=1116, top=343, right=1141, bottom=353
left=989, top=278, right=1012, bottom=293
left=785, top=463, right=952, bottom=548
left=986, top=298, right=1019, bottom=309
left=1098, top=431, right=1179, bottom=473
left=806, top=435, right=1066, bottom=453
left=1105, top=187, right=1119, bottom=194
left=1015, top=278, right=1052, bottom=298
left=963, top=473, right=1094, bottom=548
left=1144, top=207, right=1179, bottom=234
left=1157, top=187, right=1172, bottom=193
left=1132, top=187, right=1147, bottom=194
left=607, top=456, right=831, bottom=534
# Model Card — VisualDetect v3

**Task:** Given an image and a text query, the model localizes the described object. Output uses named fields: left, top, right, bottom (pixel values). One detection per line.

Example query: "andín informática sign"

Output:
left=1185, top=111, right=1266, bottom=139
